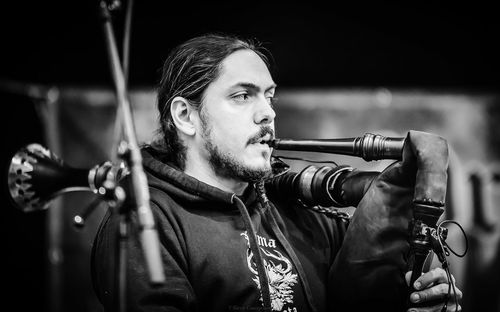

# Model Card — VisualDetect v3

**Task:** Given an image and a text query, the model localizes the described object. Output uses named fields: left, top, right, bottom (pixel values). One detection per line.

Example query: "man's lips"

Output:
left=247, top=126, right=275, bottom=146
left=257, top=133, right=273, bottom=144
left=248, top=133, right=274, bottom=145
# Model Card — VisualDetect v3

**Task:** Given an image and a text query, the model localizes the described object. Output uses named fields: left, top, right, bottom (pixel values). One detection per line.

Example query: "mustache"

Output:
left=247, top=126, right=275, bottom=145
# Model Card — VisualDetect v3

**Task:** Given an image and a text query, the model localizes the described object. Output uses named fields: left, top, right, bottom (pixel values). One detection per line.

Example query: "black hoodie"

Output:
left=91, top=146, right=347, bottom=312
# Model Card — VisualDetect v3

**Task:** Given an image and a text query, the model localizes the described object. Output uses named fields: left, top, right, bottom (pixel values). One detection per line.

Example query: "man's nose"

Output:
left=254, top=96, right=276, bottom=125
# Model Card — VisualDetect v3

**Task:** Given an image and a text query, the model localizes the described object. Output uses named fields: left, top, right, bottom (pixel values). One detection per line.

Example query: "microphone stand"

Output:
left=98, top=2, right=165, bottom=312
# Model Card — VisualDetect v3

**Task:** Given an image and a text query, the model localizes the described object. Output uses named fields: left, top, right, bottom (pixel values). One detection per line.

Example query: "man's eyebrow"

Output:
left=231, top=82, right=277, bottom=93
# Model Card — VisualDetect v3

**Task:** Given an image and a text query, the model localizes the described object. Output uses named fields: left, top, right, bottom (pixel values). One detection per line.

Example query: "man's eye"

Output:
left=233, top=93, right=250, bottom=101
left=267, top=96, right=277, bottom=108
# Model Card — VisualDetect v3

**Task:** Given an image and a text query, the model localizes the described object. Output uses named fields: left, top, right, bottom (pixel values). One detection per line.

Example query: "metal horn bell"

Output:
left=7, top=143, right=91, bottom=212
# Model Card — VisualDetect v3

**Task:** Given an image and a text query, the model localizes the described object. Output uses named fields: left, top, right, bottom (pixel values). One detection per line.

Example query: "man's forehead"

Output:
left=217, top=49, right=275, bottom=89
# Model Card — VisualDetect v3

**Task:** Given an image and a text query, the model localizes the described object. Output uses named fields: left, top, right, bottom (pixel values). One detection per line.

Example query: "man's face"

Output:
left=196, top=49, right=276, bottom=182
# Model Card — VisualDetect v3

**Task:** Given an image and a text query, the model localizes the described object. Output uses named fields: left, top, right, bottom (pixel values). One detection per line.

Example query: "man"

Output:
left=91, top=33, right=462, bottom=311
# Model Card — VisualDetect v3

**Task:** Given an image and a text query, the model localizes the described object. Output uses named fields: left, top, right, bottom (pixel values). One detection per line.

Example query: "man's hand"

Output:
left=405, top=268, right=463, bottom=312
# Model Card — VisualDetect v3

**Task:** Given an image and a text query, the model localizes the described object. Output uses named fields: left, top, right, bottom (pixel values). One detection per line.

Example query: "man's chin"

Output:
left=245, top=159, right=272, bottom=173
left=206, top=143, right=272, bottom=182
left=244, top=164, right=273, bottom=181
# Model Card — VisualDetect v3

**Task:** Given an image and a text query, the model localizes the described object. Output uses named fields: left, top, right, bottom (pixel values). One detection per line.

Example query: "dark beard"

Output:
left=205, top=138, right=271, bottom=182
left=200, top=110, right=272, bottom=183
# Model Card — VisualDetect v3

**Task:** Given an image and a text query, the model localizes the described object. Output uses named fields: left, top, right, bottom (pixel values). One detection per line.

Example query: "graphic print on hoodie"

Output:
left=241, top=230, right=300, bottom=312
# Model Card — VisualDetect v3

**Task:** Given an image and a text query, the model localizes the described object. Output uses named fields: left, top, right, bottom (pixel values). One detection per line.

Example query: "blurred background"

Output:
left=1, top=1, right=499, bottom=311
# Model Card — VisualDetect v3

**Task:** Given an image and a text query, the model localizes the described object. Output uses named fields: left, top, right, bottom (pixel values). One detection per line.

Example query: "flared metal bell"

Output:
left=7, top=143, right=90, bottom=212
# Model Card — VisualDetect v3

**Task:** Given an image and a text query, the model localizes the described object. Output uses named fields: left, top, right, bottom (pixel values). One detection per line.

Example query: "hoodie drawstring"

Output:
left=256, top=181, right=318, bottom=312
left=232, top=194, right=272, bottom=309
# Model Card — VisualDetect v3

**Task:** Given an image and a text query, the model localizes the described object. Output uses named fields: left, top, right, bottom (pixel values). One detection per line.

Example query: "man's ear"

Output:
left=171, top=96, right=196, bottom=136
